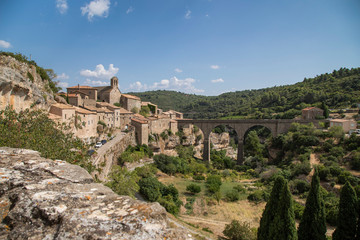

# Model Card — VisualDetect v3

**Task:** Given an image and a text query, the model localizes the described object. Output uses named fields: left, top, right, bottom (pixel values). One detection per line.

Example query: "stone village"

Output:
left=49, top=76, right=183, bottom=146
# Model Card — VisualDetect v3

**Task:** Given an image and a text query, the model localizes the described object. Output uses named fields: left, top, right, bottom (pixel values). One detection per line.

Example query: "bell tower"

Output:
left=111, top=76, right=119, bottom=89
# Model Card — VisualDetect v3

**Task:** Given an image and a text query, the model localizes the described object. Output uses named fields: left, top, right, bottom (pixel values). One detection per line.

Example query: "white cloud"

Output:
left=211, top=78, right=224, bottom=83
left=81, top=0, right=110, bottom=21
left=56, top=73, right=69, bottom=80
left=174, top=68, right=182, bottom=73
left=129, top=81, right=148, bottom=91
left=152, top=77, right=203, bottom=93
left=84, top=79, right=108, bottom=86
left=128, top=76, right=204, bottom=93
left=56, top=0, right=68, bottom=14
left=126, top=6, right=134, bottom=14
left=152, top=79, right=170, bottom=89
left=210, top=65, right=220, bottom=69
left=0, top=40, right=11, bottom=49
left=80, top=64, right=119, bottom=79
left=57, top=81, right=69, bottom=89
left=185, top=10, right=191, bottom=19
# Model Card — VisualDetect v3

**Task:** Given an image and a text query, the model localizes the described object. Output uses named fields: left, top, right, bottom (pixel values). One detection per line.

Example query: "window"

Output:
left=88, top=121, right=90, bottom=125
left=64, top=114, right=67, bottom=119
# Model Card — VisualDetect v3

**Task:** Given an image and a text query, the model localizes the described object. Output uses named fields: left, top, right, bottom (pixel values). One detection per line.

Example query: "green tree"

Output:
left=321, top=102, right=329, bottom=118
left=332, top=182, right=358, bottom=240
left=223, top=220, right=256, bottom=240
left=105, top=166, right=139, bottom=198
left=298, top=170, right=326, bottom=240
left=258, top=176, right=297, bottom=240
left=245, top=131, right=263, bottom=157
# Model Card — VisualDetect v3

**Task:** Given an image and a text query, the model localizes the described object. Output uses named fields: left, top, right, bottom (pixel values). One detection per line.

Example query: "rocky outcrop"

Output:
left=0, top=147, right=195, bottom=239
left=0, top=55, right=55, bottom=112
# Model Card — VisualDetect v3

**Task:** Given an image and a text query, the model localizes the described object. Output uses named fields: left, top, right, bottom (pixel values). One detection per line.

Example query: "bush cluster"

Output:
left=138, top=177, right=182, bottom=215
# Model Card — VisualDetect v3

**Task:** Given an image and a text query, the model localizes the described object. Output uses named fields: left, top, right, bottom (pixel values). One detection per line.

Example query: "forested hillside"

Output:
left=129, top=67, right=360, bottom=119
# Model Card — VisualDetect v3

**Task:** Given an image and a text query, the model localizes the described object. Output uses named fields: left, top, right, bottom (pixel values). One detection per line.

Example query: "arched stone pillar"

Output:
left=201, top=128, right=212, bottom=162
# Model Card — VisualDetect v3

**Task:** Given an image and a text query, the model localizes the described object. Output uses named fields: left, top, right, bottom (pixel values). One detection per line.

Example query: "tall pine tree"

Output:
left=298, top=169, right=327, bottom=240
left=258, top=176, right=297, bottom=240
left=333, top=181, right=358, bottom=240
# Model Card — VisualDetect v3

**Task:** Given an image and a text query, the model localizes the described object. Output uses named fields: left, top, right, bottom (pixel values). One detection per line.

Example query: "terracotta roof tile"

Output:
left=131, top=118, right=148, bottom=124
left=67, top=86, right=95, bottom=90
left=119, top=108, right=133, bottom=114
left=75, top=107, right=96, bottom=115
left=51, top=103, right=75, bottom=109
left=121, top=94, right=141, bottom=100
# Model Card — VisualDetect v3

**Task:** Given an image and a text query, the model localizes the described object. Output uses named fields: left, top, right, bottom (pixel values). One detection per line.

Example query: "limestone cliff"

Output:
left=0, top=55, right=55, bottom=112
left=0, top=147, right=195, bottom=239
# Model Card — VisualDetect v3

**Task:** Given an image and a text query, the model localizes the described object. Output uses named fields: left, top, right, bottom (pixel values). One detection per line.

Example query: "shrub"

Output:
left=223, top=220, right=256, bottom=240
left=138, top=177, right=181, bottom=215
left=291, top=161, right=311, bottom=177
left=193, top=175, right=205, bottom=181
left=139, top=177, right=163, bottom=202
left=293, top=201, right=304, bottom=219
left=134, top=164, right=157, bottom=178
left=186, top=183, right=201, bottom=194
left=206, top=175, right=222, bottom=194
left=27, top=71, right=34, bottom=82
left=289, top=179, right=310, bottom=194
left=154, top=154, right=190, bottom=175
left=247, top=190, right=266, bottom=203
left=105, top=166, right=139, bottom=198
left=226, top=189, right=240, bottom=202
left=233, top=184, right=246, bottom=193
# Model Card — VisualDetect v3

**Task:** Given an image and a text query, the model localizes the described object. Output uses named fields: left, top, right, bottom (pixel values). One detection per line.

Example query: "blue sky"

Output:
left=1, top=0, right=359, bottom=95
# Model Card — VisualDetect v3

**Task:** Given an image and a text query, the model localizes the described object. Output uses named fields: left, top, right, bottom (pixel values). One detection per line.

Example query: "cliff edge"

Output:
left=0, top=147, right=195, bottom=239
left=0, top=54, right=55, bottom=112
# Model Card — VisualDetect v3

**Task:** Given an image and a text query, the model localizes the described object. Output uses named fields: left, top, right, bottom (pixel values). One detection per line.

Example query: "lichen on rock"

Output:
left=0, top=147, right=195, bottom=239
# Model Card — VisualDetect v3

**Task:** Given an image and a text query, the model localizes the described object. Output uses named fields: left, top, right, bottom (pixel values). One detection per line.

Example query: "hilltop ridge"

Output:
left=130, top=67, right=360, bottom=119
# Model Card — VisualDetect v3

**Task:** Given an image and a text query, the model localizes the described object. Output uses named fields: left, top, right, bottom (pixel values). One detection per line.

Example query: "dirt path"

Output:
left=308, top=153, right=321, bottom=178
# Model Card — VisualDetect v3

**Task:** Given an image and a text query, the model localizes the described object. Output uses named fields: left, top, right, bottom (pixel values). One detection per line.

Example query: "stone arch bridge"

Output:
left=177, top=119, right=319, bottom=164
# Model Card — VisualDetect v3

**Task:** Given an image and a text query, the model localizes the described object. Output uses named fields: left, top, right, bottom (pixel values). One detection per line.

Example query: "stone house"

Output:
left=74, top=107, right=97, bottom=142
left=163, top=110, right=184, bottom=119
left=49, top=103, right=76, bottom=125
left=141, top=102, right=158, bottom=115
left=329, top=119, right=357, bottom=133
left=67, top=85, right=97, bottom=101
left=302, top=107, right=324, bottom=120
left=120, top=94, right=141, bottom=113
left=131, top=118, right=149, bottom=145
left=119, top=107, right=134, bottom=130
left=48, top=103, right=97, bottom=143
left=96, top=102, right=121, bottom=128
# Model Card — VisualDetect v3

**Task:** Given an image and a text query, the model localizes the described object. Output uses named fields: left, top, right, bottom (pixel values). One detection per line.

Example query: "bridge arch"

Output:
left=177, top=119, right=318, bottom=165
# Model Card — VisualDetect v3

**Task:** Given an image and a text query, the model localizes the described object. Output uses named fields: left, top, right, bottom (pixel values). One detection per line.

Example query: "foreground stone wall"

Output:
left=92, top=130, right=137, bottom=181
left=0, top=147, right=195, bottom=239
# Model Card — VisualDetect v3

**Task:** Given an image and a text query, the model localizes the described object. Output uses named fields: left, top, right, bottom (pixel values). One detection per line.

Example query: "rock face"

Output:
left=0, top=55, right=55, bottom=112
left=0, top=147, right=194, bottom=239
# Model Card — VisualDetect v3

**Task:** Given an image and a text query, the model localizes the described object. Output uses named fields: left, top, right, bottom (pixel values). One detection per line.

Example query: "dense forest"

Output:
left=129, top=67, right=360, bottom=119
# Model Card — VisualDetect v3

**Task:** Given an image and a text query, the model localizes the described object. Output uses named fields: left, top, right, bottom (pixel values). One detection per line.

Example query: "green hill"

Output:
left=129, top=67, right=360, bottom=119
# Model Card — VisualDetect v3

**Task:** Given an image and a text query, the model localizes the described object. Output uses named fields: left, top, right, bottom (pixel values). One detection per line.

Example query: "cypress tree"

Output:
left=333, top=181, right=358, bottom=240
left=298, top=169, right=327, bottom=240
left=258, top=176, right=297, bottom=240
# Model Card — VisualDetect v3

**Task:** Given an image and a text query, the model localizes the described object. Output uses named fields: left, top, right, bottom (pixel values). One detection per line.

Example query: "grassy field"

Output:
left=159, top=175, right=266, bottom=238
